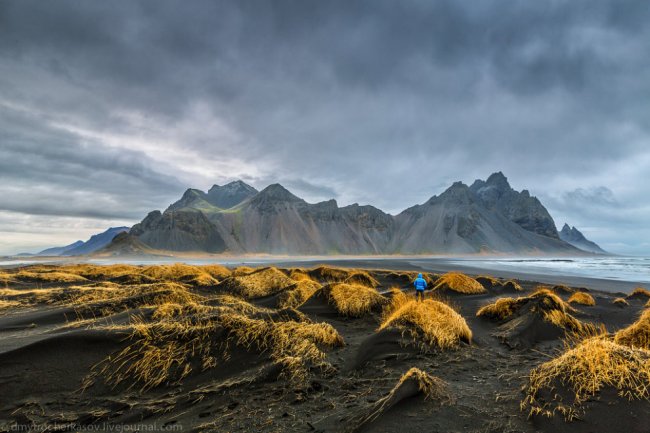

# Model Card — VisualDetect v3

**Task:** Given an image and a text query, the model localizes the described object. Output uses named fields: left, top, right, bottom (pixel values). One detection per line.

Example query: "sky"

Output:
left=0, top=0, right=649, bottom=255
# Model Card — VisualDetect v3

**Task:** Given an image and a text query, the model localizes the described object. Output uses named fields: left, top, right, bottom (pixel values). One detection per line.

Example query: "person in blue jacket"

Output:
left=413, top=273, right=427, bottom=302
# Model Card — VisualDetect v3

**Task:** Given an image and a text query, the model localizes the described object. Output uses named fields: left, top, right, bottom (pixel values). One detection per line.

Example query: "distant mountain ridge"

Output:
left=116, top=175, right=606, bottom=255
left=559, top=223, right=607, bottom=254
left=38, top=227, right=129, bottom=256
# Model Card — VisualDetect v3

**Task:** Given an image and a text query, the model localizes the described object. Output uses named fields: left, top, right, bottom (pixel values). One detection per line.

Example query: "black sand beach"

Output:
left=0, top=263, right=648, bottom=433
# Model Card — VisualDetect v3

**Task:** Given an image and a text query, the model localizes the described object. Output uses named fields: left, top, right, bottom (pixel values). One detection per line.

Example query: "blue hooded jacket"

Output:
left=414, top=273, right=427, bottom=291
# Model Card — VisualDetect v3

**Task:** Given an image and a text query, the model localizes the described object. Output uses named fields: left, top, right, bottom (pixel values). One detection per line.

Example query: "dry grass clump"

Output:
left=277, top=280, right=322, bottom=309
left=475, top=275, right=500, bottom=289
left=93, top=307, right=344, bottom=390
left=220, top=267, right=296, bottom=298
left=522, top=335, right=650, bottom=420
left=0, top=282, right=199, bottom=315
left=552, top=284, right=574, bottom=294
left=614, top=309, right=650, bottom=350
left=323, top=283, right=387, bottom=317
left=627, top=287, right=650, bottom=301
left=395, top=367, right=451, bottom=401
left=568, top=292, right=596, bottom=306
left=0, top=299, right=20, bottom=310
left=432, top=272, right=486, bottom=295
left=141, top=264, right=218, bottom=286
left=288, top=268, right=313, bottom=282
left=613, top=297, right=629, bottom=308
left=477, top=289, right=590, bottom=335
left=14, top=270, right=89, bottom=284
left=199, top=264, right=231, bottom=280
left=308, top=265, right=354, bottom=282
left=502, top=279, right=523, bottom=291
left=343, top=271, right=379, bottom=288
left=378, top=289, right=471, bottom=350
left=231, top=266, right=254, bottom=276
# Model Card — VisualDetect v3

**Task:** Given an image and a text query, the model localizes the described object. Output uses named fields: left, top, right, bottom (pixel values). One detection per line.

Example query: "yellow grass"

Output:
left=231, top=266, right=254, bottom=276
left=93, top=307, right=344, bottom=390
left=396, top=367, right=451, bottom=401
left=552, top=284, right=574, bottom=293
left=627, top=287, right=650, bottom=300
left=277, top=280, right=322, bottom=309
left=614, top=309, right=650, bottom=350
left=502, top=279, right=523, bottom=291
left=288, top=269, right=313, bottom=282
left=613, top=297, right=629, bottom=307
left=379, top=289, right=472, bottom=350
left=0, top=282, right=199, bottom=315
left=14, top=270, right=88, bottom=284
left=221, top=267, right=296, bottom=298
left=568, top=292, right=596, bottom=306
left=324, top=283, right=387, bottom=317
left=522, top=335, right=650, bottom=420
left=477, top=289, right=591, bottom=335
left=308, top=265, right=354, bottom=282
left=343, top=271, right=380, bottom=288
left=141, top=264, right=219, bottom=286
left=432, top=272, right=486, bottom=294
left=0, top=299, right=19, bottom=310
left=475, top=275, right=500, bottom=288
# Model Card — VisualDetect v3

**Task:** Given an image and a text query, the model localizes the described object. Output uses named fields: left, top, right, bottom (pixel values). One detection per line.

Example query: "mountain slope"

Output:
left=38, top=240, right=84, bottom=256
left=559, top=223, right=607, bottom=254
left=64, top=227, right=129, bottom=255
left=391, top=182, right=577, bottom=254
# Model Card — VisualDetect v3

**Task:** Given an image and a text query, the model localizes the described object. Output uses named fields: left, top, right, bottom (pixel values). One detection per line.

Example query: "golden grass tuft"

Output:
left=0, top=282, right=200, bottom=316
left=379, top=289, right=471, bottom=350
left=552, top=284, right=574, bottom=294
left=343, top=271, right=379, bottom=288
left=475, top=275, right=500, bottom=288
left=522, top=335, right=650, bottom=420
left=323, top=283, right=387, bottom=317
left=221, top=267, right=296, bottom=298
left=432, top=272, right=486, bottom=295
left=93, top=307, right=344, bottom=390
left=277, top=280, right=322, bottom=309
left=502, top=279, right=523, bottom=291
left=141, top=264, right=218, bottom=286
left=614, top=309, right=650, bottom=350
left=199, top=264, right=231, bottom=280
left=627, top=287, right=650, bottom=301
left=613, top=297, right=629, bottom=307
left=476, top=289, right=591, bottom=336
left=14, top=270, right=89, bottom=284
left=568, top=292, right=596, bottom=306
left=288, top=268, right=313, bottom=282
left=231, top=266, right=254, bottom=276
left=0, top=299, right=20, bottom=310
left=396, top=367, right=451, bottom=401
left=308, top=265, right=354, bottom=282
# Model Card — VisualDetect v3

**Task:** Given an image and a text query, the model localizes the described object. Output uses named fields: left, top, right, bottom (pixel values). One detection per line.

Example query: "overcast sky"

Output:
left=0, top=0, right=648, bottom=255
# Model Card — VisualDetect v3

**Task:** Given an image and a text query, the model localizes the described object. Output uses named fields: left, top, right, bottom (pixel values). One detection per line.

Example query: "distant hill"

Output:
left=38, top=227, right=129, bottom=256
left=558, top=223, right=607, bottom=254
left=38, top=240, right=84, bottom=256
left=119, top=172, right=599, bottom=255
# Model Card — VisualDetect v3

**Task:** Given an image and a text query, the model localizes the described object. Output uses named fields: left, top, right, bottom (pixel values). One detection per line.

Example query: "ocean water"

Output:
left=447, top=256, right=650, bottom=284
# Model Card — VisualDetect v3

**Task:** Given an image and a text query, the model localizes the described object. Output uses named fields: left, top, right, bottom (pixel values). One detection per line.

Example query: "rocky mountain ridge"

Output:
left=112, top=175, right=605, bottom=255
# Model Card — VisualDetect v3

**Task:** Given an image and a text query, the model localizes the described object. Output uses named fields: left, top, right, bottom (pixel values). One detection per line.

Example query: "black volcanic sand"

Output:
left=0, top=266, right=648, bottom=433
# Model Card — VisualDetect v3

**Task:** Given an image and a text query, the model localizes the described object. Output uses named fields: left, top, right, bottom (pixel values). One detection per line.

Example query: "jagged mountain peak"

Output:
left=208, top=180, right=257, bottom=194
left=558, top=223, right=607, bottom=254
left=485, top=171, right=511, bottom=189
left=255, top=184, right=303, bottom=202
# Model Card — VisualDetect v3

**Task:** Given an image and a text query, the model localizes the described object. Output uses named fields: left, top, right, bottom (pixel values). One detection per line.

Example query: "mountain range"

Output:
left=112, top=173, right=606, bottom=256
left=37, top=227, right=129, bottom=256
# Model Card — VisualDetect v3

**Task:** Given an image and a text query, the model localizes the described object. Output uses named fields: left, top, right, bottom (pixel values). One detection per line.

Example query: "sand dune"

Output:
left=0, top=264, right=648, bottom=432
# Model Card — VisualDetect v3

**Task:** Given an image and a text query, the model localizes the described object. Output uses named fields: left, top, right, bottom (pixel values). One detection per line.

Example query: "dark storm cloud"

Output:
left=0, top=0, right=649, bottom=254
